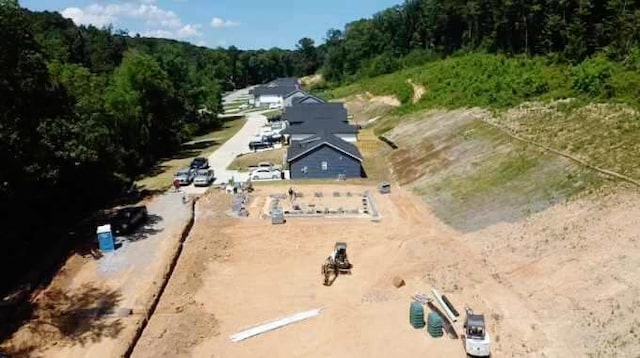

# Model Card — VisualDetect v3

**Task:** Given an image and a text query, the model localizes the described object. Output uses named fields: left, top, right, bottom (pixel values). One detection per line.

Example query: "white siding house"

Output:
left=256, top=95, right=283, bottom=107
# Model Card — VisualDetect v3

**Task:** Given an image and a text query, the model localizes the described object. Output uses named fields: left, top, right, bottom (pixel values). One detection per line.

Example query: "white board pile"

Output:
left=230, top=308, right=323, bottom=343
left=432, top=288, right=457, bottom=322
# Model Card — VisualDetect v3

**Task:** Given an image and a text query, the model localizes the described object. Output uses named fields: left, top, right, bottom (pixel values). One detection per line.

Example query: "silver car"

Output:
left=173, top=168, right=195, bottom=186
left=250, top=167, right=282, bottom=180
left=193, top=169, right=215, bottom=187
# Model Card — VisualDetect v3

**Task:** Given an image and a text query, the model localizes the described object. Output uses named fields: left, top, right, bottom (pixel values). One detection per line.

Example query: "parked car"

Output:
left=250, top=167, right=282, bottom=180
left=111, top=205, right=148, bottom=235
left=249, top=140, right=273, bottom=151
left=260, top=130, right=282, bottom=142
left=173, top=168, right=195, bottom=185
left=268, top=103, right=282, bottom=109
left=271, top=121, right=286, bottom=131
left=193, top=169, right=215, bottom=187
left=190, top=157, right=209, bottom=169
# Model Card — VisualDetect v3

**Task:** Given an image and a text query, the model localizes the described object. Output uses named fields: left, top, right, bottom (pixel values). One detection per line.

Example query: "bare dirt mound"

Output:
left=365, top=91, right=401, bottom=107
left=406, top=79, right=425, bottom=104
left=463, top=185, right=640, bottom=357
left=300, top=74, right=324, bottom=87
left=339, top=93, right=400, bottom=127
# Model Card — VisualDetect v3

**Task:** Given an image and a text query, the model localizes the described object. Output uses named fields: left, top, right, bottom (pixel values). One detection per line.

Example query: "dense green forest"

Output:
left=318, top=0, right=640, bottom=82
left=0, top=0, right=318, bottom=295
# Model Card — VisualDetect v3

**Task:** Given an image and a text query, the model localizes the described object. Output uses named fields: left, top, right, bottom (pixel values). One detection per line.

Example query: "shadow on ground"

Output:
left=182, top=139, right=217, bottom=151
left=121, top=214, right=163, bottom=243
left=0, top=283, right=124, bottom=357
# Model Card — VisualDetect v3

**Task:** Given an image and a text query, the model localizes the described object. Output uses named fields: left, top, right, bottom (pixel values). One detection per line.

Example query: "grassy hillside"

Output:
left=323, top=53, right=640, bottom=231
left=323, top=53, right=640, bottom=116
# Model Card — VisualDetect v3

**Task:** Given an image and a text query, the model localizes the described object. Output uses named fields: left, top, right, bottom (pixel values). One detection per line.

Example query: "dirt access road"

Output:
left=130, top=184, right=524, bottom=357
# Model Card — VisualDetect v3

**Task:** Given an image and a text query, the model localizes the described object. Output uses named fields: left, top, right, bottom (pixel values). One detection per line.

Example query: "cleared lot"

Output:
left=131, top=184, right=496, bottom=357
left=131, top=182, right=640, bottom=357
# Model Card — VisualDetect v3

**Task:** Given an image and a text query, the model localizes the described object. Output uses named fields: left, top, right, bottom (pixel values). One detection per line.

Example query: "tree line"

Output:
left=318, top=0, right=640, bottom=82
left=0, top=0, right=318, bottom=295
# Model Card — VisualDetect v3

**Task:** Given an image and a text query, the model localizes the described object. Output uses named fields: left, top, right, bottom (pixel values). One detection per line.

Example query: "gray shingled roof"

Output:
left=253, top=85, right=298, bottom=97
left=292, top=94, right=326, bottom=104
left=281, top=118, right=357, bottom=135
left=287, top=133, right=363, bottom=162
left=283, top=103, right=347, bottom=123
left=283, top=89, right=308, bottom=99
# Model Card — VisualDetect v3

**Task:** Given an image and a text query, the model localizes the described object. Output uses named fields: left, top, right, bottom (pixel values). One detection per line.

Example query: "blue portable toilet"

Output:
left=97, top=224, right=115, bottom=252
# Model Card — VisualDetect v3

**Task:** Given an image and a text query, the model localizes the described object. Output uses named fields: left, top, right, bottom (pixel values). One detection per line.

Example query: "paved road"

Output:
left=183, top=88, right=273, bottom=195
left=222, top=86, right=253, bottom=104
left=207, top=111, right=268, bottom=184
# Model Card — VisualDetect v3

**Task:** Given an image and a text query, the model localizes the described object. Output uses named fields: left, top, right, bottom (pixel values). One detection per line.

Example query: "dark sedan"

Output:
left=249, top=141, right=273, bottom=151
left=111, top=206, right=148, bottom=235
left=190, top=157, right=209, bottom=170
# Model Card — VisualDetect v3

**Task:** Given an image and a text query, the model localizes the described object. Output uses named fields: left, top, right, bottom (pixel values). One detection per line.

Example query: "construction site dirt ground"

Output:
left=128, top=182, right=640, bottom=358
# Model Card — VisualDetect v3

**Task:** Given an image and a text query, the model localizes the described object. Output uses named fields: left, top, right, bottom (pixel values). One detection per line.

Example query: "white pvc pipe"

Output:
left=230, top=308, right=323, bottom=342
left=432, top=288, right=457, bottom=322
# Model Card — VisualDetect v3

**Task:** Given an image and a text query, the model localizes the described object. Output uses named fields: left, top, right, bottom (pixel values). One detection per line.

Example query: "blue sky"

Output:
left=21, top=0, right=403, bottom=49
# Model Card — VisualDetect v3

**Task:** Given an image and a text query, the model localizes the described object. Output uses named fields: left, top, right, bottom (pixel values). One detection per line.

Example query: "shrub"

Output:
left=360, top=53, right=401, bottom=78
left=570, top=55, right=616, bottom=97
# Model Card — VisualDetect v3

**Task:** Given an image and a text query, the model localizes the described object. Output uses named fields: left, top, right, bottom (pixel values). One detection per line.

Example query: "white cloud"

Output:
left=141, top=24, right=202, bottom=41
left=177, top=24, right=202, bottom=37
left=61, top=2, right=182, bottom=29
left=141, top=29, right=174, bottom=38
left=62, top=1, right=206, bottom=43
left=61, top=6, right=115, bottom=27
left=210, top=17, right=239, bottom=28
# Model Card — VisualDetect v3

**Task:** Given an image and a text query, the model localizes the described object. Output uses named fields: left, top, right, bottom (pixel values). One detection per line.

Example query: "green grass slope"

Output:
left=324, top=53, right=640, bottom=113
left=323, top=53, right=640, bottom=231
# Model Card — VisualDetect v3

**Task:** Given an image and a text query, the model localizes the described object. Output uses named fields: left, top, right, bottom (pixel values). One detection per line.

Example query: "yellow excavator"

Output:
left=321, top=242, right=352, bottom=286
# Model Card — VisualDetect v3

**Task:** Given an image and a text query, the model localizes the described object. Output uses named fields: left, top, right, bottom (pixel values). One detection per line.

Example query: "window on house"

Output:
left=321, top=161, right=328, bottom=170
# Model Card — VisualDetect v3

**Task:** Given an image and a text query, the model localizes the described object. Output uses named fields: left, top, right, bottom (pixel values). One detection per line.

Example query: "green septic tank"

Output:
left=410, top=301, right=425, bottom=329
left=427, top=311, right=444, bottom=337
